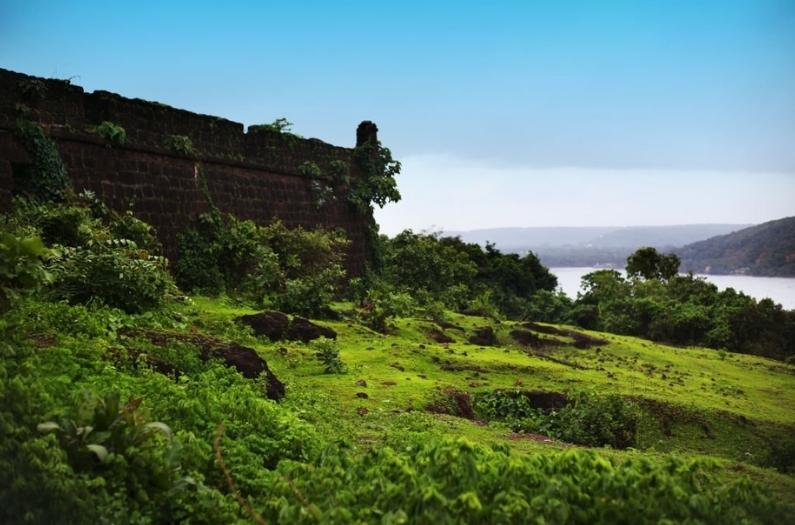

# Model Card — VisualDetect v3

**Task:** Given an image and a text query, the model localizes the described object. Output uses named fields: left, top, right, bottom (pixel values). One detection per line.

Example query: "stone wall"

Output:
left=0, top=68, right=375, bottom=274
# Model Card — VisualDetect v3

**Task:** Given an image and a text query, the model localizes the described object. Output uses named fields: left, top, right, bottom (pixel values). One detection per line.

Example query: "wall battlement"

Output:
left=0, top=68, right=375, bottom=274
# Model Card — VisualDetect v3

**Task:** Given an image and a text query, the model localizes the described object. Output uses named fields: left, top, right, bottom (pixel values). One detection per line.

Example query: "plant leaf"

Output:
left=145, top=421, right=173, bottom=438
left=86, top=443, right=109, bottom=462
left=37, top=421, right=61, bottom=433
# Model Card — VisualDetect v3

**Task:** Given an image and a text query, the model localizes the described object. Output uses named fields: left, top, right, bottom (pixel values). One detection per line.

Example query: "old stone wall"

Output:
left=0, top=68, right=374, bottom=274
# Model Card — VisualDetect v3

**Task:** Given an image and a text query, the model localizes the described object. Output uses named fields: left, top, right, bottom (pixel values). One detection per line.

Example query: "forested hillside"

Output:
left=678, top=217, right=795, bottom=276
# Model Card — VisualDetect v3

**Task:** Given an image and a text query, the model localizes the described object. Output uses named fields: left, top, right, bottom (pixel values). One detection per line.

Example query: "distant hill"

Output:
left=677, top=217, right=795, bottom=277
left=446, top=224, right=750, bottom=267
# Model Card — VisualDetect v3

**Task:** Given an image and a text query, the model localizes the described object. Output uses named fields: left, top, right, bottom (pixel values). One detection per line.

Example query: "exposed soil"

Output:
left=510, top=329, right=544, bottom=348
left=118, top=328, right=285, bottom=401
left=521, top=322, right=570, bottom=336
left=236, top=311, right=337, bottom=343
left=436, top=320, right=465, bottom=331
left=569, top=332, right=609, bottom=349
left=426, top=388, right=475, bottom=419
left=284, top=316, right=337, bottom=343
left=520, top=322, right=608, bottom=349
left=427, top=328, right=455, bottom=344
left=523, top=391, right=570, bottom=411
left=468, top=326, right=497, bottom=346
left=237, top=311, right=290, bottom=340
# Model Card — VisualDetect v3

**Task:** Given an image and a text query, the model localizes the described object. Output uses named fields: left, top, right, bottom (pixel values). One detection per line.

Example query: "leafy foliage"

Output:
left=176, top=212, right=348, bottom=315
left=49, top=240, right=175, bottom=313
left=13, top=118, right=71, bottom=201
left=93, top=121, right=127, bottom=146
left=626, top=246, right=680, bottom=280
left=475, top=390, right=641, bottom=449
left=348, top=140, right=402, bottom=213
left=251, top=117, right=294, bottom=134
left=573, top=258, right=795, bottom=360
left=312, top=337, right=346, bottom=374
left=358, top=284, right=416, bottom=332
left=163, top=134, right=195, bottom=156
left=0, top=230, right=49, bottom=312
left=379, top=231, right=558, bottom=318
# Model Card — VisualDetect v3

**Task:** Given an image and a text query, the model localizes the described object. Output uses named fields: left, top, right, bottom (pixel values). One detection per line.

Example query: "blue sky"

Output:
left=2, top=1, right=794, bottom=232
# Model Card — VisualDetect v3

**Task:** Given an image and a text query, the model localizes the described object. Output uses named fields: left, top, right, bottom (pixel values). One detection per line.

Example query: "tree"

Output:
left=626, top=247, right=680, bottom=280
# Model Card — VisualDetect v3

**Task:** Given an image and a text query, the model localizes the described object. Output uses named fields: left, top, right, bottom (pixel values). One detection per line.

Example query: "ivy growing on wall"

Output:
left=348, top=141, right=401, bottom=214
left=298, top=161, right=337, bottom=209
left=14, top=118, right=71, bottom=202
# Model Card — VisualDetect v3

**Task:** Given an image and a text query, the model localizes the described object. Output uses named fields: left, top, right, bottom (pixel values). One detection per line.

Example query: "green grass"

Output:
left=8, top=295, right=795, bottom=520
left=186, top=297, right=795, bottom=470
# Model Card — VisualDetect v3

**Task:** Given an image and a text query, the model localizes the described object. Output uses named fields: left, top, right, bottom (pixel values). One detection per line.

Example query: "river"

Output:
left=551, top=267, right=795, bottom=310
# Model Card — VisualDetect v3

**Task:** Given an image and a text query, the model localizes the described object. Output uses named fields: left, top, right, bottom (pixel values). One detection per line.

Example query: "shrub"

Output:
left=251, top=117, right=294, bottom=134
left=264, top=438, right=779, bottom=524
left=359, top=285, right=415, bottom=332
left=0, top=231, right=49, bottom=312
left=474, top=390, right=641, bottom=449
left=538, top=392, right=641, bottom=449
left=175, top=213, right=347, bottom=314
left=37, top=391, right=173, bottom=472
left=312, top=337, right=345, bottom=374
left=49, top=240, right=175, bottom=313
left=163, top=134, right=195, bottom=155
left=273, top=266, right=345, bottom=317
left=93, top=121, right=127, bottom=146
left=109, top=210, right=161, bottom=252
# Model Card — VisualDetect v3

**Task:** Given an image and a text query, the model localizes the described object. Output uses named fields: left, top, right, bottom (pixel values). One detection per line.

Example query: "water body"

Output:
left=551, top=267, right=795, bottom=310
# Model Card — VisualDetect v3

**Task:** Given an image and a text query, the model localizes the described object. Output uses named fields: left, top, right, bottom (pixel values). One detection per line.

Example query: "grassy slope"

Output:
left=188, top=297, right=795, bottom=506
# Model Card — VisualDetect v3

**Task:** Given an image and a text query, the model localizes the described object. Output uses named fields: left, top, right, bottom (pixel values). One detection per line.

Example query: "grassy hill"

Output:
left=678, top=216, right=795, bottom=276
left=4, top=295, right=794, bottom=523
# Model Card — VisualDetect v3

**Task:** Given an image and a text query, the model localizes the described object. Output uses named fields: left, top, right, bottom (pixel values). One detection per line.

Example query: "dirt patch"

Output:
left=468, top=326, right=497, bottom=346
left=236, top=312, right=337, bottom=343
left=569, top=332, right=608, bottom=349
left=284, top=317, right=337, bottom=343
left=436, top=320, right=464, bottom=331
left=440, top=363, right=487, bottom=373
left=30, top=333, right=57, bottom=348
left=106, top=346, right=182, bottom=378
left=427, top=328, right=455, bottom=344
left=521, top=322, right=569, bottom=336
left=237, top=311, right=289, bottom=340
left=510, top=329, right=544, bottom=348
left=426, top=388, right=475, bottom=419
left=119, top=329, right=285, bottom=401
left=523, top=391, right=570, bottom=411
left=521, top=322, right=608, bottom=349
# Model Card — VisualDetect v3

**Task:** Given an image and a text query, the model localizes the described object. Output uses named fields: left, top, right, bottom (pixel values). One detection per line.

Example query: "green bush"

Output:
left=49, top=240, right=175, bottom=313
left=263, top=438, right=779, bottom=524
left=358, top=284, right=415, bottom=332
left=93, top=121, right=127, bottom=146
left=474, top=390, right=641, bottom=449
left=163, top=134, right=195, bottom=156
left=0, top=231, right=49, bottom=313
left=177, top=212, right=348, bottom=315
left=312, top=337, right=345, bottom=374
left=109, top=210, right=161, bottom=252
left=273, top=266, right=344, bottom=317
left=539, top=392, right=641, bottom=449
